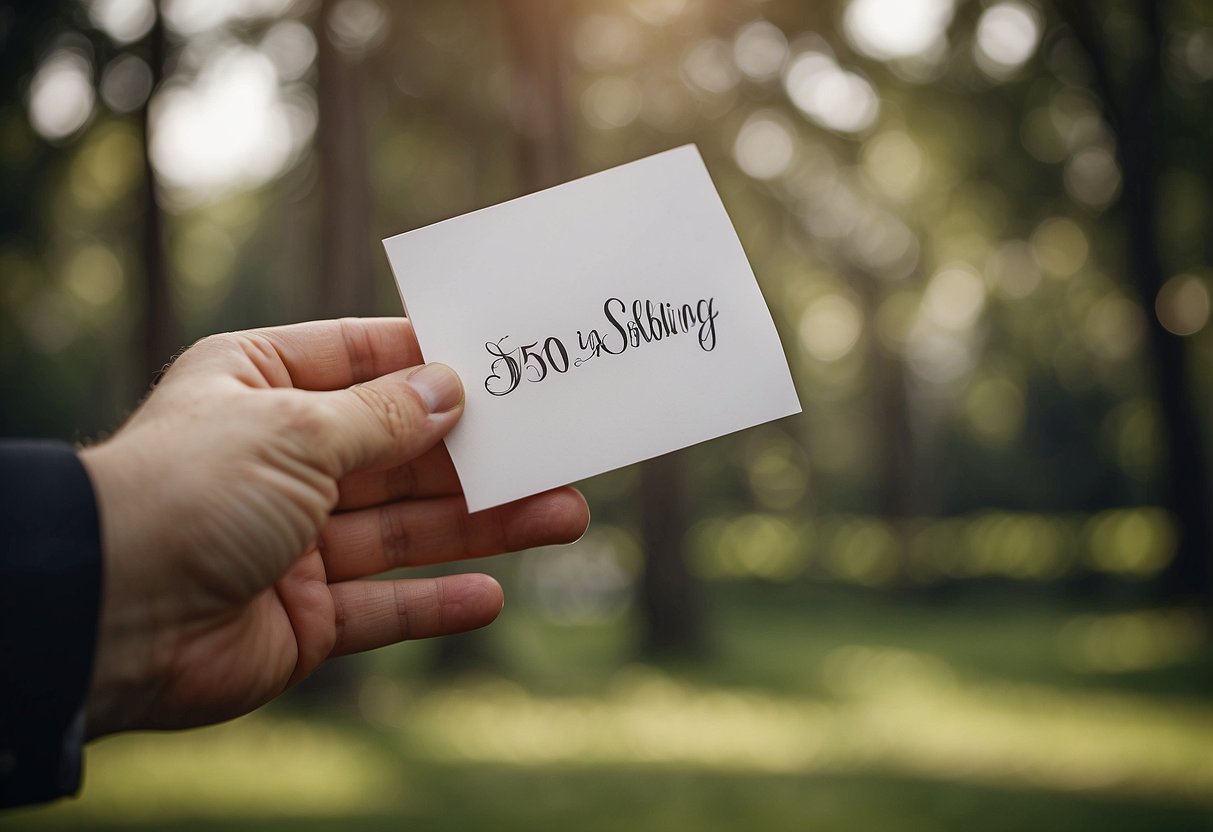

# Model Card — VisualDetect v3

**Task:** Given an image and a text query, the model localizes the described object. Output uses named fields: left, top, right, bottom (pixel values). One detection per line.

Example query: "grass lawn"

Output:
left=8, top=584, right=1212, bottom=831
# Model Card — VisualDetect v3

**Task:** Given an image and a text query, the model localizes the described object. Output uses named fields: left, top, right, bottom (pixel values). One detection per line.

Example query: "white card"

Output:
left=383, top=145, right=801, bottom=512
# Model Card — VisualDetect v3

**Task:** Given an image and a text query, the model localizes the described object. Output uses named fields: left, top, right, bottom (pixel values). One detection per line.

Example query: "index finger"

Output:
left=179, top=317, right=425, bottom=391
left=251, top=317, right=424, bottom=390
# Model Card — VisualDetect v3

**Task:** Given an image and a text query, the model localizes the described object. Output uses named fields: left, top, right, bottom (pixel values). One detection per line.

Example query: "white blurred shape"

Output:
left=851, top=211, right=918, bottom=277
left=88, top=0, right=156, bottom=44
left=974, top=2, right=1041, bottom=76
left=784, top=51, right=879, bottom=135
left=906, top=327, right=973, bottom=384
left=1064, top=145, right=1121, bottom=207
left=261, top=20, right=318, bottom=82
left=1156, top=274, right=1211, bottom=336
left=28, top=50, right=95, bottom=141
left=327, top=0, right=389, bottom=55
left=802, top=181, right=862, bottom=240
left=681, top=39, right=739, bottom=94
left=150, top=46, right=311, bottom=196
left=800, top=294, right=863, bottom=362
left=628, top=0, right=689, bottom=26
left=733, top=20, right=788, bottom=81
left=861, top=130, right=924, bottom=202
left=163, top=0, right=293, bottom=36
left=101, top=54, right=153, bottom=113
left=1181, top=29, right=1213, bottom=81
left=733, top=111, right=795, bottom=180
left=986, top=240, right=1041, bottom=299
left=582, top=76, right=642, bottom=129
left=65, top=244, right=124, bottom=306
left=844, top=0, right=955, bottom=62
left=922, top=265, right=986, bottom=331
left=575, top=15, right=642, bottom=68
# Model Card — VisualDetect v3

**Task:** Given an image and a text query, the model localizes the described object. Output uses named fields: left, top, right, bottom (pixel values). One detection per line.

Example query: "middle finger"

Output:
left=318, top=487, right=590, bottom=582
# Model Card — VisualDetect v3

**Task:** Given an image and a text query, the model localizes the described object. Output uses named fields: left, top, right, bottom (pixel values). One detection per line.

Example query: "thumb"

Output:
left=317, top=362, right=464, bottom=476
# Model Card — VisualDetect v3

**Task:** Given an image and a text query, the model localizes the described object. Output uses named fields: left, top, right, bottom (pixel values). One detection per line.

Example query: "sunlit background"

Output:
left=3, top=0, right=1213, bottom=829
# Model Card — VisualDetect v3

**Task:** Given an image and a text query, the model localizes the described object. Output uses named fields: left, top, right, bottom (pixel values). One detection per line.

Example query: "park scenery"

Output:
left=3, top=1, right=1212, bottom=829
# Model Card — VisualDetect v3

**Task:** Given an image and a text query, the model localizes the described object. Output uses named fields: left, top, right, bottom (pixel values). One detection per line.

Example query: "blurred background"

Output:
left=3, top=0, right=1213, bottom=829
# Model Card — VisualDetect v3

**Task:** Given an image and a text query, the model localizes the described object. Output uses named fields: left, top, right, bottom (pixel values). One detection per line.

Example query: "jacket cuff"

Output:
left=0, top=441, right=103, bottom=808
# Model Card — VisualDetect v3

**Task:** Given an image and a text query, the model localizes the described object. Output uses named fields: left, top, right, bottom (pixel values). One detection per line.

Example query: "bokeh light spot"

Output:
left=680, top=39, right=739, bottom=94
left=799, top=293, right=863, bottom=362
left=326, top=0, right=389, bottom=56
left=88, top=0, right=156, bottom=44
left=1086, top=509, right=1175, bottom=579
left=861, top=130, right=924, bottom=202
left=101, top=54, right=154, bottom=113
left=575, top=14, right=642, bottom=69
left=844, top=0, right=955, bottom=62
left=922, top=265, right=986, bottom=331
left=1030, top=217, right=1088, bottom=277
left=733, top=110, right=795, bottom=180
left=985, top=240, right=1041, bottom=299
left=1155, top=273, right=1211, bottom=336
left=163, top=0, right=293, bottom=37
left=64, top=244, right=125, bottom=307
left=1064, top=144, right=1121, bottom=208
left=973, top=2, right=1042, bottom=77
left=28, top=50, right=96, bottom=141
left=260, top=19, right=318, bottom=82
left=733, top=20, right=788, bottom=81
left=581, top=76, right=643, bottom=130
left=150, top=45, right=314, bottom=201
left=784, top=51, right=879, bottom=135
left=628, top=0, right=689, bottom=26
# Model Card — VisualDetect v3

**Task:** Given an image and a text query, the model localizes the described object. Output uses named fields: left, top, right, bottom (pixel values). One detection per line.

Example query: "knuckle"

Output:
left=350, top=383, right=419, bottom=444
left=378, top=504, right=413, bottom=569
left=384, top=462, right=420, bottom=501
left=393, top=581, right=416, bottom=641
left=338, top=317, right=375, bottom=381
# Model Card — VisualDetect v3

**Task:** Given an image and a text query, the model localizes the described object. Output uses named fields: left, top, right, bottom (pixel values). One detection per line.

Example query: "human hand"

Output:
left=78, top=318, right=589, bottom=736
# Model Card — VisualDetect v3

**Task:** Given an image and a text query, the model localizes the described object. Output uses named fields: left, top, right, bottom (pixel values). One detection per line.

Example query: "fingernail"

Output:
left=408, top=363, right=463, bottom=413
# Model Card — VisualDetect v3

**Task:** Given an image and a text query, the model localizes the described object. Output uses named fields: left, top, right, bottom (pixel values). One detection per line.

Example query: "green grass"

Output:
left=8, top=584, right=1212, bottom=831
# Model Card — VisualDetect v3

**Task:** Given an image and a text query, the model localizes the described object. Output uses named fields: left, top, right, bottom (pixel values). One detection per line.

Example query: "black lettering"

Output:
left=631, top=300, right=654, bottom=343
left=697, top=297, right=719, bottom=351
left=603, top=298, right=630, bottom=354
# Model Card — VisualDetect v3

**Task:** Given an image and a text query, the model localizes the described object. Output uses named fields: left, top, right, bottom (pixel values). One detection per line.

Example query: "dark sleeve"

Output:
left=0, top=441, right=103, bottom=808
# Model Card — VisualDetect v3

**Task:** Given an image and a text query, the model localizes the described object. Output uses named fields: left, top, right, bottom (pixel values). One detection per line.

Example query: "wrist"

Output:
left=78, top=441, right=164, bottom=736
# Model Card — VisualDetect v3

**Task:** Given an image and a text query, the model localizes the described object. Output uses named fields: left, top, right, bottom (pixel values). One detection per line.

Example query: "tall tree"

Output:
left=638, top=452, right=706, bottom=656
left=316, top=0, right=374, bottom=318
left=1059, top=0, right=1213, bottom=604
left=138, top=3, right=175, bottom=383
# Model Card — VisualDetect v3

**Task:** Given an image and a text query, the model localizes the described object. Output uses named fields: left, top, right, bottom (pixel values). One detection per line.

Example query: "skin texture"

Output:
left=78, top=318, right=590, bottom=737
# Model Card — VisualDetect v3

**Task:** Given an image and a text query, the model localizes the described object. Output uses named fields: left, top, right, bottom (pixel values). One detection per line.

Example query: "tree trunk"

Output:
left=855, top=268, right=914, bottom=583
left=1061, top=0, right=1213, bottom=603
left=317, top=0, right=374, bottom=318
left=503, top=0, right=573, bottom=191
left=139, top=5, right=175, bottom=383
left=639, top=452, right=707, bottom=656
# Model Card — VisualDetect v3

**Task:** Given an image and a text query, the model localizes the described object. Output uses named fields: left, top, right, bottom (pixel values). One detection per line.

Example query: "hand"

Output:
left=78, top=318, right=589, bottom=736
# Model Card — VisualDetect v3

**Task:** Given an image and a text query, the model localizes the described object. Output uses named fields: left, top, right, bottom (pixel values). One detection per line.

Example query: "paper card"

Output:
left=382, top=144, right=801, bottom=513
